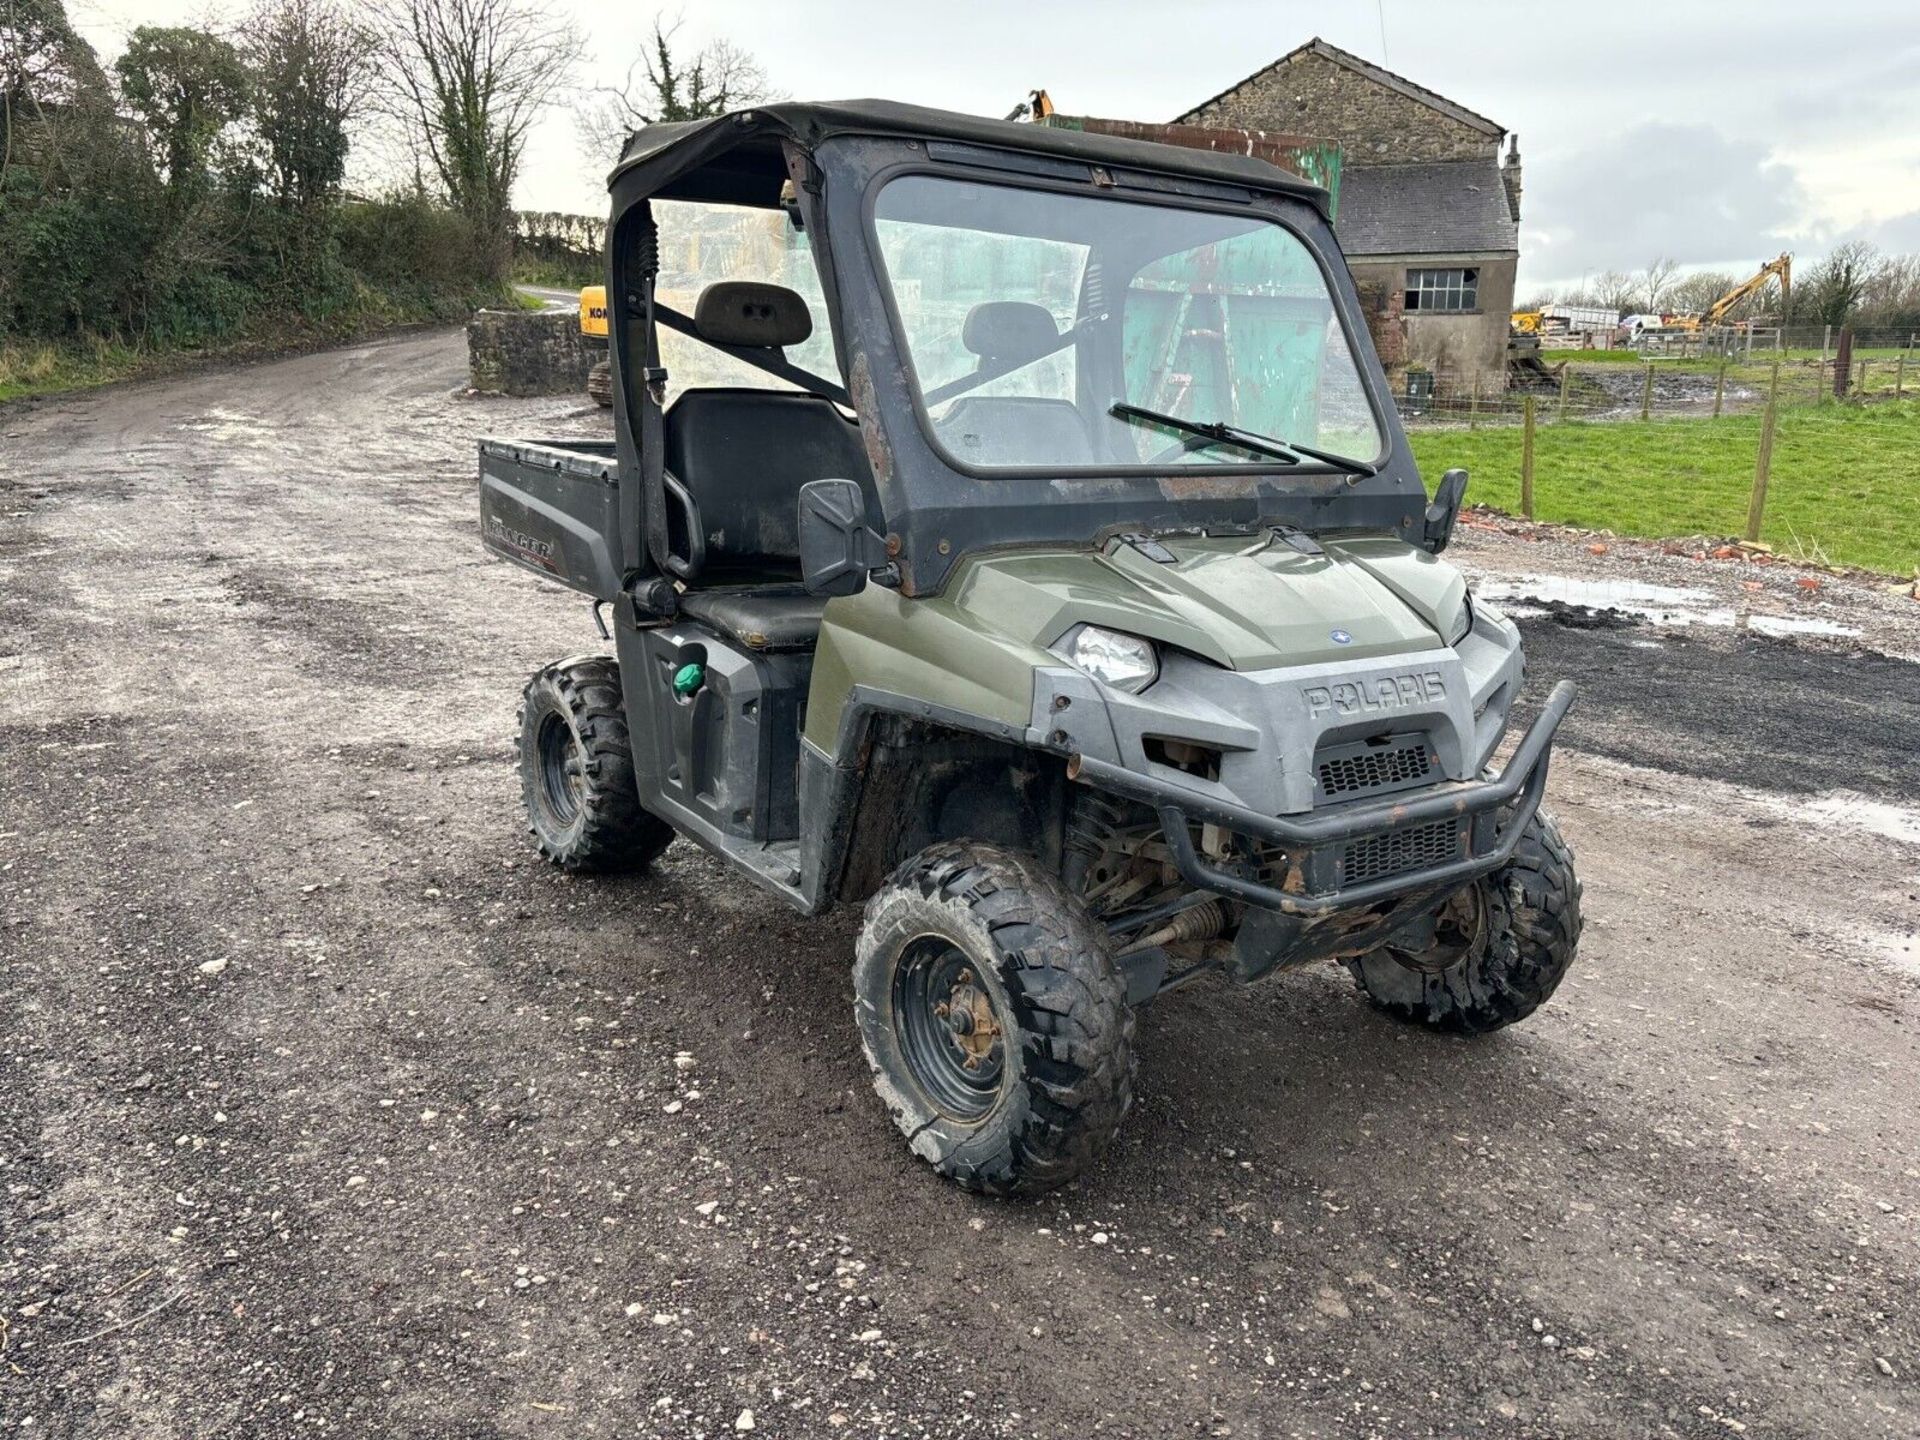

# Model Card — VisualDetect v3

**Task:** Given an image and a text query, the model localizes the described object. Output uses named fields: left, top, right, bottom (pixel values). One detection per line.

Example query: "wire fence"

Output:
left=1390, top=331, right=1916, bottom=569
left=1397, top=338, right=1917, bottom=429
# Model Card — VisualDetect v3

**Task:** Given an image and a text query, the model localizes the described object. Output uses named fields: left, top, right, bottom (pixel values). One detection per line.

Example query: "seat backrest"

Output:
left=663, top=388, right=873, bottom=581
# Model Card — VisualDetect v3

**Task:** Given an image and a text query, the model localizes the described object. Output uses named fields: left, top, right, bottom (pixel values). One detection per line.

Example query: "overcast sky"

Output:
left=71, top=0, right=1920, bottom=291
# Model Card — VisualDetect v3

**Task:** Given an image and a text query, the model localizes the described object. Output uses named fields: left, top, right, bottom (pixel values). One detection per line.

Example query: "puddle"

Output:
left=1476, top=573, right=1861, bottom=640
left=1801, top=792, right=1920, bottom=848
left=1873, top=929, right=1920, bottom=978
left=1749, top=786, right=1920, bottom=852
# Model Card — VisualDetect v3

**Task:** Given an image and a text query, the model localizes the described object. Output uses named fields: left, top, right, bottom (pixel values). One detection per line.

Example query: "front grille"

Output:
left=1316, top=735, right=1434, bottom=799
left=1341, top=819, right=1463, bottom=885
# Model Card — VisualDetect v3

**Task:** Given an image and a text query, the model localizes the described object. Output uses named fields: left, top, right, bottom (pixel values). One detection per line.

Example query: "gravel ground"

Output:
left=3, top=328, right=1919, bottom=1439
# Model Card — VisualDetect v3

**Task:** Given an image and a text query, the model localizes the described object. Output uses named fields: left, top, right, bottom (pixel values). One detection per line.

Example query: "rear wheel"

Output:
left=518, top=658, right=673, bottom=873
left=854, top=842, right=1133, bottom=1195
left=1345, top=809, right=1581, bottom=1035
left=586, top=358, right=613, bottom=407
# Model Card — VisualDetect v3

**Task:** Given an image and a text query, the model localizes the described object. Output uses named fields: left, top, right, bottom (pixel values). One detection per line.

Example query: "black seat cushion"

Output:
left=678, top=586, right=828, bottom=652
left=663, top=388, right=873, bottom=582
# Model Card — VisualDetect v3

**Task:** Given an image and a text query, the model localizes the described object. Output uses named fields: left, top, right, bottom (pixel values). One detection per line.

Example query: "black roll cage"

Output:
left=601, top=101, right=1423, bottom=598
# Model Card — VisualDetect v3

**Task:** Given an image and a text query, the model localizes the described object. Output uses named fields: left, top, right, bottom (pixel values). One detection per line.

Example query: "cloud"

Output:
left=1521, top=123, right=1807, bottom=287
left=1860, top=208, right=1920, bottom=255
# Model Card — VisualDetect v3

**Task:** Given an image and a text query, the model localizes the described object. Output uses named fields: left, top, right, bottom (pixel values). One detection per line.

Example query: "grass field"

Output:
left=1407, top=398, right=1920, bottom=576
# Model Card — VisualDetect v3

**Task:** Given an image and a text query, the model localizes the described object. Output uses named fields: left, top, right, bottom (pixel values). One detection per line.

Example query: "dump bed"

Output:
left=478, top=438, right=622, bottom=599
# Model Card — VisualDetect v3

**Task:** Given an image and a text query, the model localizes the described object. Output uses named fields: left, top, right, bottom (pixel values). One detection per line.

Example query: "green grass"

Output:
left=1408, top=398, right=1920, bottom=575
left=0, top=338, right=143, bottom=402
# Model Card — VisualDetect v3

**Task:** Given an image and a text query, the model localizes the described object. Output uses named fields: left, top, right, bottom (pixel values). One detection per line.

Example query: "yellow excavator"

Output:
left=1670, top=253, right=1791, bottom=333
left=579, top=285, right=612, bottom=406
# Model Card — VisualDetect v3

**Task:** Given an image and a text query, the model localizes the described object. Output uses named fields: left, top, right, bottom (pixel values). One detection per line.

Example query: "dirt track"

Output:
left=3, top=328, right=1919, bottom=1439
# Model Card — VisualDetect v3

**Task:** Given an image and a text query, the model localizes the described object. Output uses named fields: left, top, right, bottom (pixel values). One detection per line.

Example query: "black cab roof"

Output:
left=608, top=99, right=1331, bottom=219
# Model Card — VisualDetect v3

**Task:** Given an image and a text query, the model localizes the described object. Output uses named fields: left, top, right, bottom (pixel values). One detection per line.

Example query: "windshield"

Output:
left=871, top=174, right=1383, bottom=473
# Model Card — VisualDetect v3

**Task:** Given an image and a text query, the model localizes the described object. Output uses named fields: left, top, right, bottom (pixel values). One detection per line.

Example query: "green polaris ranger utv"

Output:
left=478, top=101, right=1582, bottom=1195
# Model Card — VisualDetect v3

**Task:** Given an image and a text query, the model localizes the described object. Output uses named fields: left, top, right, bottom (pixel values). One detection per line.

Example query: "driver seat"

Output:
left=662, top=283, right=873, bottom=652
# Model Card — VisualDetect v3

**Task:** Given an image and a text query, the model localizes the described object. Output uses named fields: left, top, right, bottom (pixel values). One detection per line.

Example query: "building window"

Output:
left=1405, top=267, right=1478, bottom=313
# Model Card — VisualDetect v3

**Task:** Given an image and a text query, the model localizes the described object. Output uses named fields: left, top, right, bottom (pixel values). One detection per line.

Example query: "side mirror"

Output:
left=1421, top=468, right=1469, bottom=555
left=798, top=479, right=889, bottom=597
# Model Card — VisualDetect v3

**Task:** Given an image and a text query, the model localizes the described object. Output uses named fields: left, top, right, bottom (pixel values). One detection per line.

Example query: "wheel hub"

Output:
left=892, top=943, right=1007, bottom=1118
left=936, top=975, right=1000, bottom=1068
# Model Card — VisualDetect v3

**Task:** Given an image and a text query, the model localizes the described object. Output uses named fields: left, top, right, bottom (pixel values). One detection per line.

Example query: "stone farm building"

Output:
left=1178, top=38, right=1523, bottom=387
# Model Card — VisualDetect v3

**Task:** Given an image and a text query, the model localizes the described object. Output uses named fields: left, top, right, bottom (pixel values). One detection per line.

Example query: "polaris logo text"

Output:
left=1303, top=671, right=1446, bottom=718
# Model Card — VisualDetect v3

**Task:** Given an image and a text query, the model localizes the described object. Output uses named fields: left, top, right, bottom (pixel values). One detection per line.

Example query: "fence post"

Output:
left=1821, top=323, right=1831, bottom=371
left=1714, top=357, right=1728, bottom=418
left=1640, top=364, right=1654, bottom=421
left=1745, top=361, right=1781, bottom=543
left=1469, top=374, right=1480, bottom=430
left=1833, top=327, right=1853, bottom=401
left=1521, top=395, right=1536, bottom=520
left=1557, top=366, right=1570, bottom=423
left=1897, top=351, right=1907, bottom=398
left=1857, top=358, right=1869, bottom=397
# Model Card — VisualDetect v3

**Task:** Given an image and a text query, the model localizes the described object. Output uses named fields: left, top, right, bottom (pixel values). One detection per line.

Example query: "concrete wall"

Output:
left=1351, top=255, right=1516, bottom=388
left=467, top=310, right=596, bottom=397
left=1183, top=50, right=1497, bottom=166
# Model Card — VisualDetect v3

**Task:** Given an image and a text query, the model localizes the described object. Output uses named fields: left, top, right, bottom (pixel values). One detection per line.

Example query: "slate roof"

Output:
left=1334, top=157, right=1519, bottom=257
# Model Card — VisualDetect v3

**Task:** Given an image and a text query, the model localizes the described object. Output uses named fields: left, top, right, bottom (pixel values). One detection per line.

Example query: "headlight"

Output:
left=1444, top=593, right=1473, bottom=645
left=1054, top=624, right=1158, bottom=693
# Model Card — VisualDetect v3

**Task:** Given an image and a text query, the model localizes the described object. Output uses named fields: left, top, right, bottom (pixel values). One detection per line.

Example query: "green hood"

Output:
left=949, top=533, right=1466, bottom=670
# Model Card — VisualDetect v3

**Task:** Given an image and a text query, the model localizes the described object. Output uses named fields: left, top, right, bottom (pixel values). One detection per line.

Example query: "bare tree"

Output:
left=1860, top=250, right=1919, bottom=315
left=1639, top=257, right=1680, bottom=314
left=370, top=0, right=581, bottom=277
left=1665, top=269, right=1737, bottom=316
left=1592, top=269, right=1642, bottom=315
left=574, top=18, right=774, bottom=167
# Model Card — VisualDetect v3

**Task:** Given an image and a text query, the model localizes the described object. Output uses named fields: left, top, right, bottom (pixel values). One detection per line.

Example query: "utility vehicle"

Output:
left=478, top=101, right=1582, bottom=1195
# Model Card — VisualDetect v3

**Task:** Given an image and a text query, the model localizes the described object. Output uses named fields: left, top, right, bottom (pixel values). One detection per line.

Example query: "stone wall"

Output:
left=467, top=309, right=597, bottom=397
left=1183, top=50, right=1496, bottom=166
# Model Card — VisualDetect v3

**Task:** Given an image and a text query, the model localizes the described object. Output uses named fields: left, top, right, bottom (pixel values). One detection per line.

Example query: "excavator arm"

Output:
left=1701, top=254, right=1791, bottom=328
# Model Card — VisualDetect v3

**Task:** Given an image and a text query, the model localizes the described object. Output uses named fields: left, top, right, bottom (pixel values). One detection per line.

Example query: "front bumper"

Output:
left=1068, top=679, right=1575, bottom=917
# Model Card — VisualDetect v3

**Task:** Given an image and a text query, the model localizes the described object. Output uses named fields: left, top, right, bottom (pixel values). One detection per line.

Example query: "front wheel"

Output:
left=854, top=842, right=1134, bottom=1196
left=1345, top=808, right=1582, bottom=1035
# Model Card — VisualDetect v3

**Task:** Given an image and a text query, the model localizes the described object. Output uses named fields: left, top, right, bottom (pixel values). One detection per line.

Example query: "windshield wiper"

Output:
left=1108, top=402, right=1377, bottom=478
